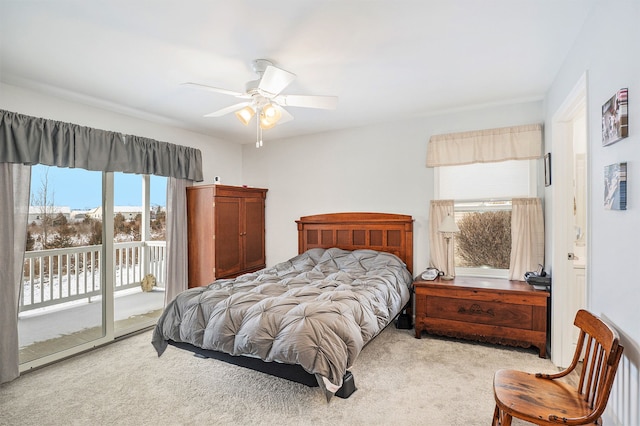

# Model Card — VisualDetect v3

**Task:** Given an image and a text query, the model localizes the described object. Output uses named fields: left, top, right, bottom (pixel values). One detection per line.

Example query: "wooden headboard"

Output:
left=296, top=212, right=414, bottom=273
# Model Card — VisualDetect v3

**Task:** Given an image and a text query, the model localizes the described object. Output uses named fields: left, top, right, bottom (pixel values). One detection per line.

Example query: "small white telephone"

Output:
left=420, top=268, right=443, bottom=281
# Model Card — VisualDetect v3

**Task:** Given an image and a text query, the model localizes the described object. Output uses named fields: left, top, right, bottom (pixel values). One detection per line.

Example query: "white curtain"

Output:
left=427, top=123, right=542, bottom=167
left=509, top=198, right=544, bottom=280
left=164, top=177, right=192, bottom=305
left=0, top=163, right=31, bottom=384
left=429, top=200, right=454, bottom=274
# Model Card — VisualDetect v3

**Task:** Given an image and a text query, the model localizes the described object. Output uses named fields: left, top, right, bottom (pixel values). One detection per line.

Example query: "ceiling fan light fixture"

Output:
left=259, top=103, right=282, bottom=129
left=259, top=115, right=277, bottom=130
left=186, top=59, right=336, bottom=142
left=235, top=106, right=255, bottom=125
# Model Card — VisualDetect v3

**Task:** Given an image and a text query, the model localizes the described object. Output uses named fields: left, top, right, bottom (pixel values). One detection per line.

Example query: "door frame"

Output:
left=550, top=72, right=589, bottom=367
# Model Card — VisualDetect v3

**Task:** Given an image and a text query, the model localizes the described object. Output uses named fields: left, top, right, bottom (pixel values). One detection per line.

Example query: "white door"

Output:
left=550, top=75, right=588, bottom=367
left=568, top=111, right=588, bottom=354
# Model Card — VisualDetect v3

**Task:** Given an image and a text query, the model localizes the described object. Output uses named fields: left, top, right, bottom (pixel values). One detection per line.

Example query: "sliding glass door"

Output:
left=19, top=165, right=106, bottom=365
left=19, top=166, right=167, bottom=369
left=113, top=173, right=166, bottom=336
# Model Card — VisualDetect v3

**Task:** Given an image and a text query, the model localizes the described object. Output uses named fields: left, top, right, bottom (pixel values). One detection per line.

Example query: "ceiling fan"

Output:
left=183, top=59, right=338, bottom=146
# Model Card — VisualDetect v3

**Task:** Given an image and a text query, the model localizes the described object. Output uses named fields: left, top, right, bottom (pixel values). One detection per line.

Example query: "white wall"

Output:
left=0, top=83, right=243, bottom=185
left=545, top=1, right=640, bottom=345
left=242, top=101, right=543, bottom=274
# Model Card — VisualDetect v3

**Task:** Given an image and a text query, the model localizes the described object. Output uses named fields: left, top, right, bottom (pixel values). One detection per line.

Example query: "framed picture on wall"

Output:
left=544, top=153, right=551, bottom=186
left=604, top=162, right=627, bottom=210
left=602, top=88, right=628, bottom=146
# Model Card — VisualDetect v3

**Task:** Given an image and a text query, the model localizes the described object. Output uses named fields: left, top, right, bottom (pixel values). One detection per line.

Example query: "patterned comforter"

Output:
left=152, top=248, right=412, bottom=393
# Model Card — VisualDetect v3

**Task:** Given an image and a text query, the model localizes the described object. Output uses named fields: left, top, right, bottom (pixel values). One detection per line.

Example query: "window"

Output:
left=22, top=165, right=105, bottom=364
left=113, top=172, right=167, bottom=336
left=436, top=159, right=537, bottom=277
left=21, top=165, right=168, bottom=366
left=453, top=200, right=512, bottom=277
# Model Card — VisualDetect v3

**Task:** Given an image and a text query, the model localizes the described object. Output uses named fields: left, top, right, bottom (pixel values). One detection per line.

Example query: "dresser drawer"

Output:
left=425, top=296, right=533, bottom=329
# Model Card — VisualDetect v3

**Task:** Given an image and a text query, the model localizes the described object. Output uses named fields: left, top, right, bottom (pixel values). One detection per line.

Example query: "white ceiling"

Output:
left=0, top=1, right=596, bottom=144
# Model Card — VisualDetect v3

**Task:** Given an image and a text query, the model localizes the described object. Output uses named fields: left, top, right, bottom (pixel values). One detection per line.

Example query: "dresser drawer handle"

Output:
left=458, top=303, right=495, bottom=317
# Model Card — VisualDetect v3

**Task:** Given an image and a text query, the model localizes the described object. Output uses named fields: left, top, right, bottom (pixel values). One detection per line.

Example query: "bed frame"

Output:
left=169, top=212, right=414, bottom=398
left=296, top=212, right=413, bottom=274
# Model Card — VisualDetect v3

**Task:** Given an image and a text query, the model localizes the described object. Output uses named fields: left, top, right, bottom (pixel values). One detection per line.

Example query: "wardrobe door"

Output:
left=187, top=186, right=215, bottom=288
left=243, top=196, right=266, bottom=271
left=214, top=196, right=242, bottom=277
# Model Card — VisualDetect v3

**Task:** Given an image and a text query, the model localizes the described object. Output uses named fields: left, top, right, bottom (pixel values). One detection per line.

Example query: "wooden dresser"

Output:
left=413, top=276, right=549, bottom=357
left=186, top=184, right=267, bottom=287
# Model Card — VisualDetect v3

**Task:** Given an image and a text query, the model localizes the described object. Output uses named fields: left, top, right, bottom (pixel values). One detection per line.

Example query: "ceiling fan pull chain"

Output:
left=256, top=114, right=260, bottom=148
left=256, top=112, right=263, bottom=148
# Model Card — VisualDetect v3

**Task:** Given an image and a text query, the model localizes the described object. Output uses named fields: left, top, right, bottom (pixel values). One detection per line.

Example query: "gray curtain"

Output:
left=0, top=109, right=203, bottom=182
left=164, top=177, right=191, bottom=305
left=0, top=163, right=31, bottom=384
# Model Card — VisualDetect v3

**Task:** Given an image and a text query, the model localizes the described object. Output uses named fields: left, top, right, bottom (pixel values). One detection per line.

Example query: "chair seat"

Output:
left=492, top=310, right=623, bottom=426
left=494, top=369, right=595, bottom=425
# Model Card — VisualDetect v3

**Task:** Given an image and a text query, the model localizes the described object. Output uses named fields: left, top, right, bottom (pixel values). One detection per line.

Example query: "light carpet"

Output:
left=0, top=326, right=555, bottom=425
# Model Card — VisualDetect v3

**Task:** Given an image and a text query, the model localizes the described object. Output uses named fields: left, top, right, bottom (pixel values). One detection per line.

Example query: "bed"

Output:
left=152, top=212, right=414, bottom=399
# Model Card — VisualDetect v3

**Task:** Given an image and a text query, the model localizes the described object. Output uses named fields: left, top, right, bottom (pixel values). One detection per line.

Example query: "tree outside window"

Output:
left=455, top=210, right=511, bottom=270
left=451, top=200, right=512, bottom=276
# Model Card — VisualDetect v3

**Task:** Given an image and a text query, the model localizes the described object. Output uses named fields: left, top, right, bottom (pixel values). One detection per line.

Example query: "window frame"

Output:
left=453, top=200, right=512, bottom=279
left=434, top=159, right=539, bottom=278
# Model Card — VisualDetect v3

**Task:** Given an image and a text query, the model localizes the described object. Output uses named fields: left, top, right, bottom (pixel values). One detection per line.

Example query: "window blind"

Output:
left=438, top=160, right=534, bottom=199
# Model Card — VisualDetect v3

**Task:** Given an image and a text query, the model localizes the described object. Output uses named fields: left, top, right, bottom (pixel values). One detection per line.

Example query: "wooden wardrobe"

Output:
left=186, top=184, right=268, bottom=288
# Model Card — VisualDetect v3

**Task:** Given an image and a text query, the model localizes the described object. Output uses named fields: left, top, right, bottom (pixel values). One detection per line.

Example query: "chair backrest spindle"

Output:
left=575, top=310, right=623, bottom=413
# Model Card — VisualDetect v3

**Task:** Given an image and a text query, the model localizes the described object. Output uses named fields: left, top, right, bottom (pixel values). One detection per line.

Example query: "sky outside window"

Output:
left=30, top=164, right=166, bottom=209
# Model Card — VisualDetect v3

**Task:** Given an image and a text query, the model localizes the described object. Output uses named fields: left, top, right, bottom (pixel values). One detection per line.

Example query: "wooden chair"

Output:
left=492, top=309, right=624, bottom=425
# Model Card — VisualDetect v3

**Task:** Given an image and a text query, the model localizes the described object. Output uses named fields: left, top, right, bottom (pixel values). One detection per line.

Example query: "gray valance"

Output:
left=0, top=109, right=203, bottom=181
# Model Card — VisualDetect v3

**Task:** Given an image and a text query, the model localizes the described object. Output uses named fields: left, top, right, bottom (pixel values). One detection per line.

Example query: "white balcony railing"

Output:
left=20, top=241, right=166, bottom=312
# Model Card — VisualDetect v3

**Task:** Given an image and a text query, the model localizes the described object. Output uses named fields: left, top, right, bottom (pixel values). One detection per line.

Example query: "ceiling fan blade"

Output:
left=203, top=102, right=251, bottom=117
left=275, top=94, right=338, bottom=110
left=275, top=105, right=294, bottom=125
left=258, top=65, right=296, bottom=96
left=182, top=82, right=248, bottom=98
